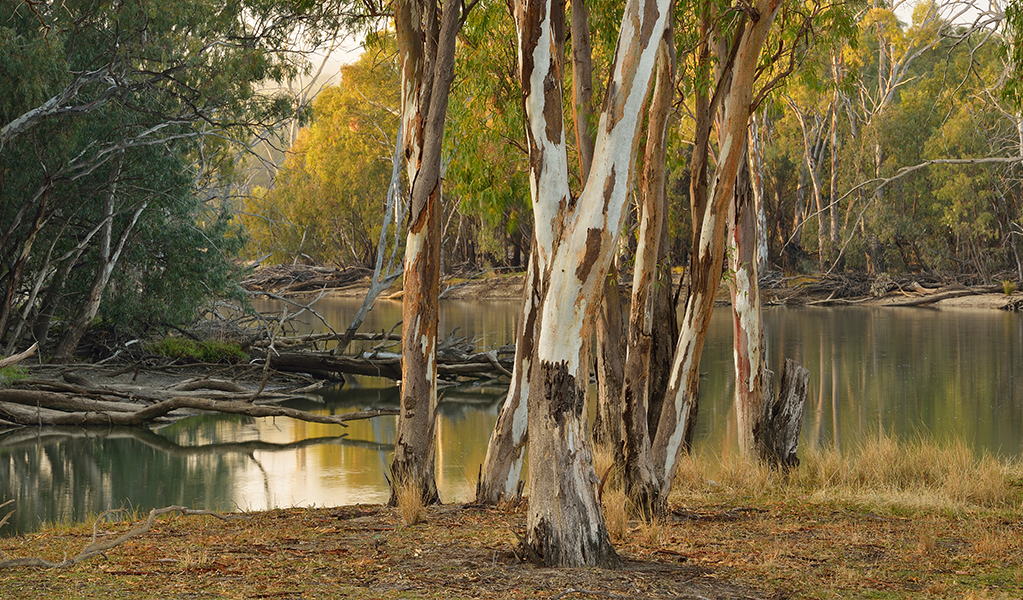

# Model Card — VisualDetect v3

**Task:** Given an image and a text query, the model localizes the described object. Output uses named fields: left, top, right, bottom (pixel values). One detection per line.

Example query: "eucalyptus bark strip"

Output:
left=476, top=0, right=572, bottom=505
left=621, top=36, right=675, bottom=512
left=391, top=0, right=466, bottom=506
left=727, top=147, right=767, bottom=456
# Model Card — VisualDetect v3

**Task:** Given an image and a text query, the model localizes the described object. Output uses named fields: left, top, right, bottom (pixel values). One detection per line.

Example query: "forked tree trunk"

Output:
left=390, top=0, right=463, bottom=506
left=621, top=37, right=674, bottom=514
left=518, top=0, right=669, bottom=566
left=650, top=0, right=783, bottom=498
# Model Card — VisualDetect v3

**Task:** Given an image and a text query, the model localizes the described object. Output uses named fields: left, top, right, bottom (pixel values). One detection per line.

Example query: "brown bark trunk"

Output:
left=728, top=146, right=768, bottom=456
left=391, top=0, right=464, bottom=506
left=621, top=38, right=674, bottom=514
left=475, top=250, right=539, bottom=504
left=593, top=268, right=625, bottom=454
left=754, top=358, right=810, bottom=469
left=651, top=0, right=784, bottom=497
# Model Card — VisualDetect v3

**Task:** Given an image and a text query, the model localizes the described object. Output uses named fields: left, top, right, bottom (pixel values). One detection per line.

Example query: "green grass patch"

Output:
left=148, top=336, right=249, bottom=364
left=0, top=365, right=27, bottom=388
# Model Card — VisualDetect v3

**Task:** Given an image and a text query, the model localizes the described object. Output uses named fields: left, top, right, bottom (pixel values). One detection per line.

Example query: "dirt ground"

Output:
left=1, top=491, right=1020, bottom=600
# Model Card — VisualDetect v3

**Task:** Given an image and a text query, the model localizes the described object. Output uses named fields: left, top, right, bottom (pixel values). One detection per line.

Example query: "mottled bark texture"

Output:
left=391, top=0, right=464, bottom=507
left=651, top=0, right=784, bottom=499
left=476, top=0, right=571, bottom=505
left=621, top=37, right=675, bottom=516
left=593, top=269, right=626, bottom=456
left=517, top=0, right=670, bottom=567
left=475, top=250, right=538, bottom=504
left=754, top=359, right=810, bottom=469
left=727, top=146, right=768, bottom=457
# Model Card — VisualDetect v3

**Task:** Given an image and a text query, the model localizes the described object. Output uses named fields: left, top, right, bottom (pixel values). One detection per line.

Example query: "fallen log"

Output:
left=0, top=394, right=397, bottom=427
left=0, top=343, right=37, bottom=369
left=263, top=349, right=515, bottom=381
left=882, top=285, right=1001, bottom=307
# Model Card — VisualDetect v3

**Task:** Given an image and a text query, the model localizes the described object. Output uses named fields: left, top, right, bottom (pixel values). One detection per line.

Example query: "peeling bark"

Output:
left=728, top=146, right=767, bottom=456
left=517, top=0, right=670, bottom=566
left=651, top=0, right=784, bottom=497
left=391, top=0, right=465, bottom=507
left=622, top=37, right=674, bottom=515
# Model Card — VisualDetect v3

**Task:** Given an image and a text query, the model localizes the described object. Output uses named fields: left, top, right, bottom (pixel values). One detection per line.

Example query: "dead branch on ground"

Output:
left=0, top=506, right=239, bottom=569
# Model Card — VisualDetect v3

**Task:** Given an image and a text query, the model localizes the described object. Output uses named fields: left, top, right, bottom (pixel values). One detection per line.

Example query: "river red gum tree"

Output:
left=518, top=0, right=671, bottom=566
left=391, top=0, right=466, bottom=505
left=647, top=0, right=785, bottom=497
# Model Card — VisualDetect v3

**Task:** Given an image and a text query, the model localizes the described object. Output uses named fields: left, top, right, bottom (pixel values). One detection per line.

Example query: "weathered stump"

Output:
left=755, top=358, right=810, bottom=469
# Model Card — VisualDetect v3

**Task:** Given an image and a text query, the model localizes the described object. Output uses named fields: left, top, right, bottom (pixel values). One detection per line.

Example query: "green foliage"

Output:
left=1004, top=0, right=1023, bottom=107
left=444, top=2, right=530, bottom=267
left=148, top=337, right=249, bottom=363
left=242, top=34, right=400, bottom=267
left=0, top=365, right=27, bottom=388
left=0, top=0, right=349, bottom=352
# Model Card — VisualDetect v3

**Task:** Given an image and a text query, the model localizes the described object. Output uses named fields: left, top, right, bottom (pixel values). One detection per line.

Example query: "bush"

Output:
left=149, top=337, right=249, bottom=364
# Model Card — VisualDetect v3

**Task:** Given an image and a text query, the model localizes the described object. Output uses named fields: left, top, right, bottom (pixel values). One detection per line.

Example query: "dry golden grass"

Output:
left=681, top=433, right=1022, bottom=515
left=601, top=486, right=628, bottom=542
left=391, top=475, right=426, bottom=527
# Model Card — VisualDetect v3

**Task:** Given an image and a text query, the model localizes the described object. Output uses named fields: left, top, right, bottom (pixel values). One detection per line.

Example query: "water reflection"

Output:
left=2, top=299, right=1022, bottom=535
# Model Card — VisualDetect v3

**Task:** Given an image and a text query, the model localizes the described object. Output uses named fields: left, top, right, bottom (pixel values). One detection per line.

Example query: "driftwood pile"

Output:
left=0, top=369, right=396, bottom=428
left=241, top=264, right=368, bottom=294
left=765, top=272, right=1004, bottom=306
left=255, top=333, right=515, bottom=384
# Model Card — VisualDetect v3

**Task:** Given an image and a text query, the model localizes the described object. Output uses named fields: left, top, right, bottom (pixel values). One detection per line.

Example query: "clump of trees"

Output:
left=0, top=0, right=358, bottom=359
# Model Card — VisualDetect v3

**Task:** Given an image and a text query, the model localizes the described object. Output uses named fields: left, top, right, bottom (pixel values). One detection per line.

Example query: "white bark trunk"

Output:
left=519, top=0, right=670, bottom=566
left=650, top=0, right=783, bottom=496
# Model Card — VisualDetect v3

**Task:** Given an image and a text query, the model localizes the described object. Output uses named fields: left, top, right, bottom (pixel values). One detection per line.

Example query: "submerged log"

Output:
left=263, top=348, right=514, bottom=382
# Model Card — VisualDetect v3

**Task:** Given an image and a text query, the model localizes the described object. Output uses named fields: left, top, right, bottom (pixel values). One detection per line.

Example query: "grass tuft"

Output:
left=0, top=365, right=28, bottom=388
left=392, top=476, right=426, bottom=527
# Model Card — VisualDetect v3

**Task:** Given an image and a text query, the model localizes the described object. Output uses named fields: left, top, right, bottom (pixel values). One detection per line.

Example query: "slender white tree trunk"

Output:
left=391, top=0, right=464, bottom=505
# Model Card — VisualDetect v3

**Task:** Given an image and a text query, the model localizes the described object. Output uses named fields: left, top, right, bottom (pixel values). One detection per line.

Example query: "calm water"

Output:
left=2, top=299, right=1021, bottom=534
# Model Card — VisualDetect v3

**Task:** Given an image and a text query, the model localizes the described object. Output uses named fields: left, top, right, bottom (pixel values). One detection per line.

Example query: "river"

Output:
left=2, top=298, right=1021, bottom=535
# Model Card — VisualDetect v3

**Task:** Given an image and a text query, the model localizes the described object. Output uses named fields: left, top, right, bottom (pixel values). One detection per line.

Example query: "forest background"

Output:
left=0, top=0, right=1021, bottom=360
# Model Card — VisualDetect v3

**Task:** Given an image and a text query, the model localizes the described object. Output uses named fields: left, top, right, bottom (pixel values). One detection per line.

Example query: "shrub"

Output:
left=149, top=337, right=249, bottom=363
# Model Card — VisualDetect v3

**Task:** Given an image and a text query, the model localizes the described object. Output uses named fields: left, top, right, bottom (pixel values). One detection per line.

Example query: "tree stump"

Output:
left=755, top=358, right=810, bottom=469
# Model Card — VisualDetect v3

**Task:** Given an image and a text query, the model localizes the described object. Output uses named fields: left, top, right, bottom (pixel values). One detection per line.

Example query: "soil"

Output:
left=2, top=492, right=1020, bottom=599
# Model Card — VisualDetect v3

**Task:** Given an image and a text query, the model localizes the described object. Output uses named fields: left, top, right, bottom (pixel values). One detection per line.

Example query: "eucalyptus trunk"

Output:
left=517, top=0, right=669, bottom=566
left=621, top=37, right=675, bottom=514
left=390, top=0, right=464, bottom=506
left=727, top=146, right=768, bottom=456
left=650, top=0, right=784, bottom=497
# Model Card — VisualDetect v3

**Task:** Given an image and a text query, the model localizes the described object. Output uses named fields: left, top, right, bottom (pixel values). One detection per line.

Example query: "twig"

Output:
left=0, top=505, right=239, bottom=569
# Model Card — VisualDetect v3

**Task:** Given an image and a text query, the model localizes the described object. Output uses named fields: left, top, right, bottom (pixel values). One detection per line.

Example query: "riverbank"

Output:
left=247, top=265, right=1022, bottom=310
left=2, top=438, right=1020, bottom=599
